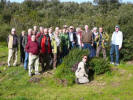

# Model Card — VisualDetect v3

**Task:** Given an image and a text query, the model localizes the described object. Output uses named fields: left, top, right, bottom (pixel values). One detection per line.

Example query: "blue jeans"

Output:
left=83, top=43, right=95, bottom=58
left=24, top=52, right=29, bottom=70
left=110, top=44, right=119, bottom=64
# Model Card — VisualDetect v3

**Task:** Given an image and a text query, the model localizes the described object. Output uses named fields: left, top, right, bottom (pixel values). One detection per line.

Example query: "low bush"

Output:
left=89, top=57, right=110, bottom=75
left=54, top=48, right=89, bottom=86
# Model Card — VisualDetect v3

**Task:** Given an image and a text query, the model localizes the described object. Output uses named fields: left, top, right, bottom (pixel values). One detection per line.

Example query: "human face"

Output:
left=44, top=28, right=48, bottom=34
left=31, top=35, right=35, bottom=41
left=11, top=29, right=16, bottom=35
left=34, top=26, right=37, bottom=31
left=85, top=25, right=88, bottom=31
left=99, top=28, right=103, bottom=33
left=82, top=56, right=87, bottom=63
left=115, top=27, right=119, bottom=32
left=40, top=27, right=44, bottom=33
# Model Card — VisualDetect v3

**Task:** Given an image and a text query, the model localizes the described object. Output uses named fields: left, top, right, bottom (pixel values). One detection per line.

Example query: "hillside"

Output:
left=0, top=45, right=133, bottom=100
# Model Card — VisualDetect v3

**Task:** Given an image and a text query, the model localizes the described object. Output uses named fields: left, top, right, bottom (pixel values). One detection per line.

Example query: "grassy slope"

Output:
left=0, top=46, right=133, bottom=100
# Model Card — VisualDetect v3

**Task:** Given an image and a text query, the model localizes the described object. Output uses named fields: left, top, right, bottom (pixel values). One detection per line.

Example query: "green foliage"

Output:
left=89, top=57, right=110, bottom=75
left=0, top=0, right=133, bottom=61
left=55, top=48, right=89, bottom=85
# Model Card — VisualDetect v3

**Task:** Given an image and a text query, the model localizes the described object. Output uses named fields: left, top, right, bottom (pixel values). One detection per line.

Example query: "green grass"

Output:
left=0, top=46, right=133, bottom=100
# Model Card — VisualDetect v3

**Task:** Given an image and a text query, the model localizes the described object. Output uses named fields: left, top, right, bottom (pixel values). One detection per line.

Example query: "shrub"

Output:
left=54, top=48, right=89, bottom=86
left=89, top=57, right=110, bottom=75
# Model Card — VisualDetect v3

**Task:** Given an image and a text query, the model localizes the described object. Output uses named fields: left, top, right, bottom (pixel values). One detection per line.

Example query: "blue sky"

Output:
left=10, top=0, right=133, bottom=3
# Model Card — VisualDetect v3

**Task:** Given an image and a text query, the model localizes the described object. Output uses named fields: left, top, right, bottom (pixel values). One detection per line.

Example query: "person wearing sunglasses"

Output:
left=75, top=55, right=89, bottom=84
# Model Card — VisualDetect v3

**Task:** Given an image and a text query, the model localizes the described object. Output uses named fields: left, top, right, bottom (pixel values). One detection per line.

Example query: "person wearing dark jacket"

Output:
left=26, top=35, right=40, bottom=76
left=40, top=28, right=52, bottom=72
left=20, top=31, right=25, bottom=64
left=7, top=28, right=19, bottom=67
left=68, top=26, right=77, bottom=49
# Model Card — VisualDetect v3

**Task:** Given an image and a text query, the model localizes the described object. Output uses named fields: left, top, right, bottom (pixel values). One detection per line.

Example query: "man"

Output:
left=25, top=35, right=40, bottom=76
left=22, top=28, right=32, bottom=70
left=40, top=28, right=52, bottom=72
left=60, top=28, right=70, bottom=57
left=20, top=31, right=25, bottom=64
left=68, top=26, right=77, bottom=49
left=7, top=28, right=18, bottom=67
left=82, top=25, right=94, bottom=58
left=96, top=27, right=109, bottom=59
left=36, top=26, right=44, bottom=41
left=33, top=26, right=38, bottom=35
left=110, top=25, right=123, bottom=66
left=75, top=55, right=89, bottom=84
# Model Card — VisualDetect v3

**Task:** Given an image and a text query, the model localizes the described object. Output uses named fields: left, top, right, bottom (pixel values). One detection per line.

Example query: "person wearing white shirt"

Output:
left=110, top=25, right=123, bottom=66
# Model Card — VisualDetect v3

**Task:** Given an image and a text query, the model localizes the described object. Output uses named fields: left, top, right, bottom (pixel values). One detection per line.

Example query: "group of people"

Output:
left=7, top=25, right=123, bottom=82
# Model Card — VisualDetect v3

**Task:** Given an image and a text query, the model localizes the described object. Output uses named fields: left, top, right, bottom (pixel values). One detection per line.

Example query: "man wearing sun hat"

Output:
left=110, top=25, right=123, bottom=66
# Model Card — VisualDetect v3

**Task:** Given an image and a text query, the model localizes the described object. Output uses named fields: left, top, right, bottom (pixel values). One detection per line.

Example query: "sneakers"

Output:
left=35, top=73, right=40, bottom=75
left=114, top=63, right=119, bottom=66
left=110, top=62, right=114, bottom=64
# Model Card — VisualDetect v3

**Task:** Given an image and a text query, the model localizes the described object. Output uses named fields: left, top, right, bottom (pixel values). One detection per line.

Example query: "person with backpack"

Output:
left=7, top=28, right=19, bottom=67
left=95, top=27, right=109, bottom=59
left=75, top=55, right=89, bottom=84
left=40, top=28, right=52, bottom=72
left=25, top=35, right=40, bottom=76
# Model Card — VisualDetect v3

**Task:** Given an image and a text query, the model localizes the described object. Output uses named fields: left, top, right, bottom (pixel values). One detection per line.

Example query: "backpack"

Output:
left=71, top=61, right=80, bottom=72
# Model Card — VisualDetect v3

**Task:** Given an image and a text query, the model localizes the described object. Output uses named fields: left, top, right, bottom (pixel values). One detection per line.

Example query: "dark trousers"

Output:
left=39, top=53, right=50, bottom=72
left=20, top=47, right=25, bottom=63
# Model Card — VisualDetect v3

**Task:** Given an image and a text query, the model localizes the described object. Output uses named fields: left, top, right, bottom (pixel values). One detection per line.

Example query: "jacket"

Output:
left=81, top=30, right=93, bottom=44
left=41, top=34, right=52, bottom=53
left=8, top=34, right=18, bottom=49
left=95, top=32, right=109, bottom=48
left=25, top=41, right=39, bottom=55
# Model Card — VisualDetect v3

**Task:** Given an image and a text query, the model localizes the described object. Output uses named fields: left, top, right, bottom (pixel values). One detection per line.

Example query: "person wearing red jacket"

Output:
left=25, top=35, right=40, bottom=76
left=40, top=28, right=52, bottom=72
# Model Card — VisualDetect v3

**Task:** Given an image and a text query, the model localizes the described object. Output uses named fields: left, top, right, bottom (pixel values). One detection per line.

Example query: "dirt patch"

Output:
left=127, top=60, right=133, bottom=65
left=112, top=82, right=121, bottom=87
left=0, top=61, right=6, bottom=67
left=88, top=80, right=106, bottom=87
left=29, top=77, right=42, bottom=83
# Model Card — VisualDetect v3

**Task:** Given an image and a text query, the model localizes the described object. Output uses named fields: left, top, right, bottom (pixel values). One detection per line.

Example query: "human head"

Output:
left=63, top=25, right=68, bottom=29
left=44, top=28, right=48, bottom=35
left=11, top=28, right=16, bottom=35
left=31, top=35, right=36, bottom=42
left=82, top=55, right=88, bottom=63
left=115, top=25, right=119, bottom=32
left=28, top=28, right=32, bottom=36
left=33, top=26, right=38, bottom=31
left=21, top=31, right=25, bottom=36
left=69, top=26, right=74, bottom=32
left=55, top=27, right=59, bottom=32
left=84, top=25, right=89, bottom=31
left=93, top=27, right=97, bottom=33
left=76, top=27, right=80, bottom=33
left=40, top=26, right=44, bottom=33
left=49, top=27, right=53, bottom=34
left=99, top=27, right=103, bottom=33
